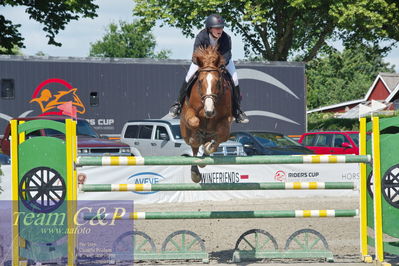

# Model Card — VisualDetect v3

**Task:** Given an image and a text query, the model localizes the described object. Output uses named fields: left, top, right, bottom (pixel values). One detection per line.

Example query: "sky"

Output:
left=2, top=0, right=399, bottom=71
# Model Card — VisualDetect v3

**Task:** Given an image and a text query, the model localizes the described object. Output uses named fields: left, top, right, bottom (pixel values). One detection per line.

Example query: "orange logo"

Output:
left=30, top=78, right=86, bottom=116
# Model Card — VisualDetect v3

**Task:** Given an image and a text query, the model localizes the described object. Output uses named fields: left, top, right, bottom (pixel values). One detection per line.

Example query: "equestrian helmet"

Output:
left=205, top=14, right=225, bottom=28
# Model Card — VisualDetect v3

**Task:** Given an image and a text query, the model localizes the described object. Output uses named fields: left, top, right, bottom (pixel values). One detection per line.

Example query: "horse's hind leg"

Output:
left=191, top=147, right=201, bottom=183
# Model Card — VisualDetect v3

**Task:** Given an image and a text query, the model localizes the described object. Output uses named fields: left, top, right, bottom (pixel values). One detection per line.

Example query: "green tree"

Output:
left=35, top=51, right=47, bottom=56
left=0, top=45, right=22, bottom=55
left=133, top=0, right=399, bottom=61
left=306, top=45, right=395, bottom=109
left=89, top=21, right=170, bottom=59
left=1, top=0, right=98, bottom=54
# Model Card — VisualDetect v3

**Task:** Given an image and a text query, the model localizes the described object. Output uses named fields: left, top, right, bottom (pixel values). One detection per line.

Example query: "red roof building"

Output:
left=308, top=72, right=399, bottom=115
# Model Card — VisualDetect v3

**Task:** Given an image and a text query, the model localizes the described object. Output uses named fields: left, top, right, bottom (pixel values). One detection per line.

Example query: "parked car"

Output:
left=120, top=119, right=246, bottom=156
left=0, top=153, right=10, bottom=165
left=0, top=116, right=131, bottom=156
left=230, top=131, right=314, bottom=155
left=298, top=131, right=360, bottom=155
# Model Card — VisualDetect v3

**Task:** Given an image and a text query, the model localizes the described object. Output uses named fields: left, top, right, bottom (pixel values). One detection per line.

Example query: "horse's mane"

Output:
left=193, top=46, right=225, bottom=68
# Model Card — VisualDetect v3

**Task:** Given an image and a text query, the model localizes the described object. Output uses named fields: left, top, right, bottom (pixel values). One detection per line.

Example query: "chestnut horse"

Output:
left=180, top=46, right=233, bottom=183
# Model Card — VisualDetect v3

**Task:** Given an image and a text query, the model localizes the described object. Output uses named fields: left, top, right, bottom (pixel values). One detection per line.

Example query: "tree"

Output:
left=306, top=45, right=395, bottom=109
left=1, top=0, right=98, bottom=54
left=89, top=21, right=171, bottom=59
left=133, top=0, right=399, bottom=62
left=35, top=51, right=47, bottom=56
left=0, top=45, right=22, bottom=55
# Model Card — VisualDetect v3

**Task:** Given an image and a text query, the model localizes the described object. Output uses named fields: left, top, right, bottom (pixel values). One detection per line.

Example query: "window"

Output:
left=333, top=134, right=348, bottom=147
left=44, top=129, right=63, bottom=136
left=90, top=92, right=99, bottom=106
left=26, top=130, right=42, bottom=139
left=255, top=136, right=276, bottom=147
left=76, top=120, right=98, bottom=138
left=237, top=135, right=252, bottom=145
left=155, top=126, right=169, bottom=140
left=41, top=119, right=98, bottom=138
left=124, top=125, right=139, bottom=138
left=393, top=99, right=399, bottom=110
left=170, top=125, right=182, bottom=139
left=1, top=79, right=15, bottom=99
left=138, top=125, right=153, bottom=139
left=348, top=133, right=359, bottom=146
left=303, top=135, right=316, bottom=146
left=229, top=135, right=238, bottom=141
left=314, top=134, right=332, bottom=147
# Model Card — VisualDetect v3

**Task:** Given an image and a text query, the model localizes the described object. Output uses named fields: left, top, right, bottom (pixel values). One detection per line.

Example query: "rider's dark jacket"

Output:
left=192, top=29, right=232, bottom=65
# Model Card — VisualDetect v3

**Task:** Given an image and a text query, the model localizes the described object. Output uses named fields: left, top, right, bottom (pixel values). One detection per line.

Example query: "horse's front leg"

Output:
left=184, top=107, right=200, bottom=130
left=203, top=139, right=217, bottom=155
left=191, top=147, right=202, bottom=183
left=204, top=120, right=231, bottom=155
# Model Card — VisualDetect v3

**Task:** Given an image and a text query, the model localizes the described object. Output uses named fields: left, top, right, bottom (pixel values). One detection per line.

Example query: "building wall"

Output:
left=366, top=79, right=390, bottom=100
left=318, top=103, right=359, bottom=113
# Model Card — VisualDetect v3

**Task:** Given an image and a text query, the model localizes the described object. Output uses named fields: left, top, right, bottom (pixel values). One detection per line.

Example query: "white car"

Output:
left=120, top=119, right=246, bottom=157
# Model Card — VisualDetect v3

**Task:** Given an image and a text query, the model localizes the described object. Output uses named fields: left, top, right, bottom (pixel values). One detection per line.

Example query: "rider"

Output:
left=168, top=14, right=249, bottom=123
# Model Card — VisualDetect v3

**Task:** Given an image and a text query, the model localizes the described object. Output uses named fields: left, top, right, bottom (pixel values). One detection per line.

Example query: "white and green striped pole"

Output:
left=77, top=155, right=371, bottom=166
left=81, top=182, right=355, bottom=192
left=84, top=209, right=359, bottom=220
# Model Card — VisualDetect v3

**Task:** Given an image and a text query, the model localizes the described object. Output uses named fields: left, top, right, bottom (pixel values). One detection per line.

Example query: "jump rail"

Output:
left=76, top=154, right=371, bottom=166
left=84, top=209, right=359, bottom=220
left=80, top=182, right=355, bottom=192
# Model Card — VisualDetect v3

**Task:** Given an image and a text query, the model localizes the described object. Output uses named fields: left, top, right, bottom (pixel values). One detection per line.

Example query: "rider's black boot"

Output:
left=169, top=81, right=188, bottom=117
left=232, top=85, right=249, bottom=124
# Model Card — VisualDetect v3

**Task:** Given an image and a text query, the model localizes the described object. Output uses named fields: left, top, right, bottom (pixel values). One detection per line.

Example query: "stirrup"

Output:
left=169, top=103, right=181, bottom=118
left=235, top=112, right=249, bottom=124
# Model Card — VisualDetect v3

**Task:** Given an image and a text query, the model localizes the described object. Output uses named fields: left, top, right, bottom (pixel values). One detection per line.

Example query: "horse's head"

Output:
left=193, top=46, right=226, bottom=118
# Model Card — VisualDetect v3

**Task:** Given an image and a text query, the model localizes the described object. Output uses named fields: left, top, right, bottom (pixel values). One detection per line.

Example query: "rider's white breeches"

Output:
left=185, top=59, right=239, bottom=86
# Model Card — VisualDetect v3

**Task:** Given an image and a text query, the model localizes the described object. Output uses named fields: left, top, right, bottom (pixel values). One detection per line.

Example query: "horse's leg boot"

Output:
left=232, top=85, right=249, bottom=124
left=169, top=81, right=188, bottom=117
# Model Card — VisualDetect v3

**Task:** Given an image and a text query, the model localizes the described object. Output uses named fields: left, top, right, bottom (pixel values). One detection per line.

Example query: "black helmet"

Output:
left=205, top=14, right=225, bottom=29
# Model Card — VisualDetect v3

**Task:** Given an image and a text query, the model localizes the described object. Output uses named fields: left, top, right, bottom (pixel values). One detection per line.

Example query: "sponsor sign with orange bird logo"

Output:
left=29, top=78, right=85, bottom=117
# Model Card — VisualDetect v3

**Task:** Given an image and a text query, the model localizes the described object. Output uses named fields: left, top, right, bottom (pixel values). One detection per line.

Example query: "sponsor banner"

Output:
left=198, top=164, right=360, bottom=183
left=0, top=164, right=359, bottom=204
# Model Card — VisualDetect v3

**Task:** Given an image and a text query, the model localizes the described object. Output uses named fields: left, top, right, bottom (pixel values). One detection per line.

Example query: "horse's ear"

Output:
left=217, top=55, right=226, bottom=68
left=195, top=55, right=204, bottom=67
left=214, top=45, right=225, bottom=67
left=193, top=47, right=204, bottom=67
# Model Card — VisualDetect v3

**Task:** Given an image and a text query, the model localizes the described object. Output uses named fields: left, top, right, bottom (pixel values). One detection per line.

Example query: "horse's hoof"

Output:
left=191, top=172, right=201, bottom=183
left=198, top=164, right=206, bottom=168
left=204, top=142, right=213, bottom=155
left=191, top=165, right=201, bottom=183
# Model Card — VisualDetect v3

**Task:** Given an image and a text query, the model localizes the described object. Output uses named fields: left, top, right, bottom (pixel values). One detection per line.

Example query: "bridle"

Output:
left=197, top=67, right=225, bottom=104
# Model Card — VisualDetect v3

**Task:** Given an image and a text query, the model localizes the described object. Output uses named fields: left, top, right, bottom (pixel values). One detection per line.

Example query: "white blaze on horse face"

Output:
left=204, top=73, right=214, bottom=114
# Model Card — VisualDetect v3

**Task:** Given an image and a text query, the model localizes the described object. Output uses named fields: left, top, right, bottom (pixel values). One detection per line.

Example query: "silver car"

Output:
left=120, top=119, right=246, bottom=157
